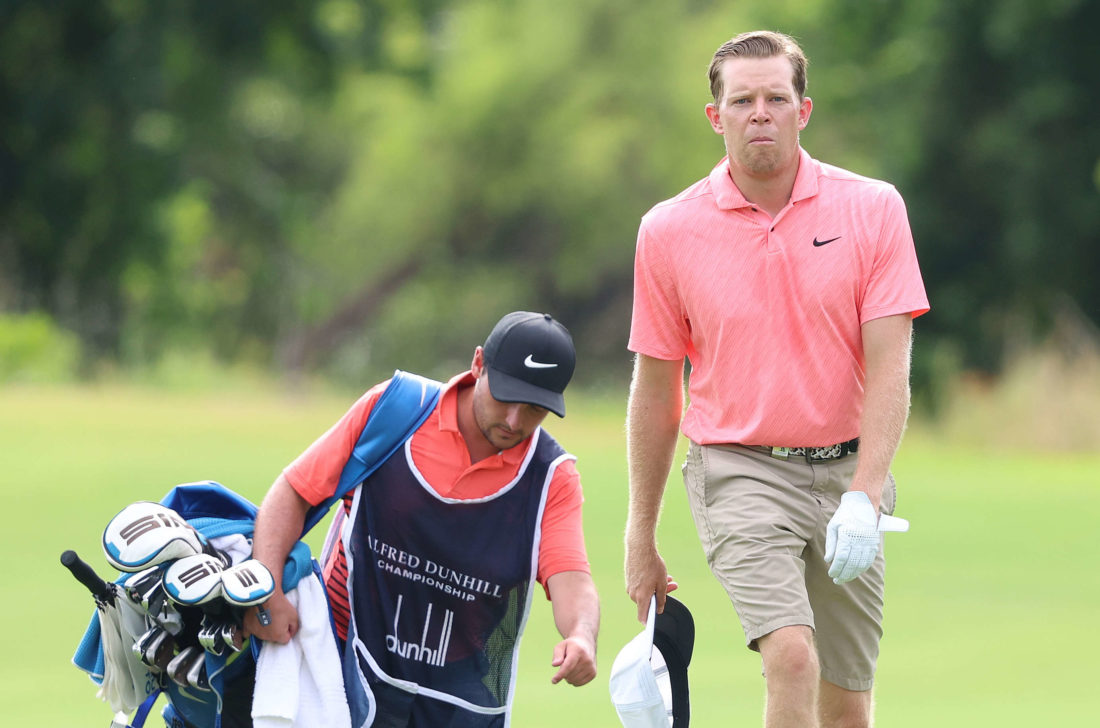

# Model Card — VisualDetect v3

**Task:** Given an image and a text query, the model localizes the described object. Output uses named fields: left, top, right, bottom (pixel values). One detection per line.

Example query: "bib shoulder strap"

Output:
left=300, top=370, right=443, bottom=535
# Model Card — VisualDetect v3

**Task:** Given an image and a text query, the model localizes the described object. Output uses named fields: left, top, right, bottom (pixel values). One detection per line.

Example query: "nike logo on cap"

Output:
left=813, top=236, right=841, bottom=247
left=524, top=355, right=558, bottom=369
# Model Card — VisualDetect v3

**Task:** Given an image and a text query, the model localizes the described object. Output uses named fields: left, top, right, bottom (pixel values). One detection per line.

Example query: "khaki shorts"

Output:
left=682, top=442, right=897, bottom=691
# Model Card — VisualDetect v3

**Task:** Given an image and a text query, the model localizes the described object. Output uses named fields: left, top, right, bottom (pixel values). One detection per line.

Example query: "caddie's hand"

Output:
left=242, top=589, right=298, bottom=644
left=550, top=635, right=597, bottom=686
left=624, top=544, right=678, bottom=623
left=824, top=491, right=882, bottom=584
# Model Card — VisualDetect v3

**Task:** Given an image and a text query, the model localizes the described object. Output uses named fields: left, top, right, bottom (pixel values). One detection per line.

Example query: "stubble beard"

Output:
left=737, top=142, right=783, bottom=177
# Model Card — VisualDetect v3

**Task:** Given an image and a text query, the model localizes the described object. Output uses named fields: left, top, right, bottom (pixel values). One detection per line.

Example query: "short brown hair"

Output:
left=707, top=31, right=808, bottom=103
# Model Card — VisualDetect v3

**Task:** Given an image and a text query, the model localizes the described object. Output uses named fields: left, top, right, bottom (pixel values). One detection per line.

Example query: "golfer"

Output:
left=624, top=31, right=928, bottom=728
left=246, top=311, right=599, bottom=727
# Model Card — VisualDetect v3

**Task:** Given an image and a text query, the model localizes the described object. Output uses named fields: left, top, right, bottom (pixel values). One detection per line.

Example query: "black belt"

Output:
left=746, top=438, right=859, bottom=462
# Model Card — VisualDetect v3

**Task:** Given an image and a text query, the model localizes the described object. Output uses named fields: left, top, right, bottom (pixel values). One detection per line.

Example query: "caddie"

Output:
left=246, top=311, right=599, bottom=727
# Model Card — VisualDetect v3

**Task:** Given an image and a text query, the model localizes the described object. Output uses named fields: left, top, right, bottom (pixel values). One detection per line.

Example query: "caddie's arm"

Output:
left=624, top=353, right=684, bottom=622
left=849, top=313, right=914, bottom=511
left=242, top=473, right=310, bottom=644
left=546, top=570, right=600, bottom=686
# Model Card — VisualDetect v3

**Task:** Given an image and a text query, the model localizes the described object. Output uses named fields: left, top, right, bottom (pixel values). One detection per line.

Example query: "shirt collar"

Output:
left=709, top=147, right=819, bottom=210
left=437, top=370, right=473, bottom=434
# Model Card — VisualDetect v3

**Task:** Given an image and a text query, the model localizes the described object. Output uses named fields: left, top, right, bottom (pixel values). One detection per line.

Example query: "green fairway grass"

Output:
left=3, top=383, right=1098, bottom=726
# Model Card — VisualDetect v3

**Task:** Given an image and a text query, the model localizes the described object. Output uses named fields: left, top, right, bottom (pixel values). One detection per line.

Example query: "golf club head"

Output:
left=185, top=649, right=211, bottom=692
left=103, top=502, right=203, bottom=572
left=138, top=580, right=170, bottom=620
left=123, top=568, right=164, bottom=608
left=221, top=621, right=245, bottom=653
left=167, top=645, right=202, bottom=688
left=162, top=553, right=225, bottom=606
left=220, top=559, right=275, bottom=607
left=134, top=626, right=175, bottom=672
left=198, top=616, right=227, bottom=655
left=125, top=571, right=185, bottom=634
left=142, top=585, right=185, bottom=635
left=122, top=567, right=162, bottom=597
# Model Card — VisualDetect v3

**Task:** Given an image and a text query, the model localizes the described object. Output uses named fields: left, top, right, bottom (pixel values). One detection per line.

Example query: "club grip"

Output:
left=61, top=550, right=113, bottom=603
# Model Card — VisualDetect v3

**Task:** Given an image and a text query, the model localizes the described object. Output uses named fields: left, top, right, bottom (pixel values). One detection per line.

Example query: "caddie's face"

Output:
left=705, top=55, right=812, bottom=180
left=470, top=352, right=550, bottom=452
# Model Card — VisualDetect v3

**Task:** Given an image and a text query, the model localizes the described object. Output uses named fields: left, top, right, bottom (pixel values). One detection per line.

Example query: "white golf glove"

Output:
left=824, top=491, right=882, bottom=584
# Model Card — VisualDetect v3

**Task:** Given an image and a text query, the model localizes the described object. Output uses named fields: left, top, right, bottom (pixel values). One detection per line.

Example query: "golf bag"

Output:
left=69, top=371, right=443, bottom=728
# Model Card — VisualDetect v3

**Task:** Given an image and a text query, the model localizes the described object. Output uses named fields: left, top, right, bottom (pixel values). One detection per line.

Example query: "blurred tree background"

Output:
left=2, top=0, right=1098, bottom=406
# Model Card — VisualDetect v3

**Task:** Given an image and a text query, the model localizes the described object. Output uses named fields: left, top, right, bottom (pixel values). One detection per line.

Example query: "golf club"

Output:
left=103, top=502, right=203, bottom=573
left=220, top=559, right=275, bottom=607
left=162, top=553, right=226, bottom=606
left=198, top=615, right=228, bottom=655
left=134, top=625, right=175, bottom=672
left=167, top=645, right=202, bottom=689
left=61, top=549, right=116, bottom=607
left=185, top=649, right=211, bottom=691
left=221, top=620, right=245, bottom=653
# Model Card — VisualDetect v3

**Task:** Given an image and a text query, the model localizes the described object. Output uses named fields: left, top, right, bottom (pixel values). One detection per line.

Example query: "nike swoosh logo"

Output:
left=524, top=355, right=558, bottom=369
left=813, top=236, right=841, bottom=247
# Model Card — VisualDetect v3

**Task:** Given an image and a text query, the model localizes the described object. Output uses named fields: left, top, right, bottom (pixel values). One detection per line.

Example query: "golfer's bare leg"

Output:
left=758, top=625, right=819, bottom=728
left=818, top=681, right=873, bottom=728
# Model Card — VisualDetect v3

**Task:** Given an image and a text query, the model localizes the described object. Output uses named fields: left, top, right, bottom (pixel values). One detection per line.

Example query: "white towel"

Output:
left=252, top=572, right=351, bottom=728
left=209, top=534, right=253, bottom=566
left=97, top=598, right=158, bottom=713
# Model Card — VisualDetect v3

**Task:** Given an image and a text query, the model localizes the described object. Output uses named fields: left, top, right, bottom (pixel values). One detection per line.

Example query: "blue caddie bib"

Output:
left=341, top=427, right=573, bottom=728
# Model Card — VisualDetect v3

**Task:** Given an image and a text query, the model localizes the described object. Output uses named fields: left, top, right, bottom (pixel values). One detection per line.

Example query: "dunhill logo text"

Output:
left=386, top=594, right=454, bottom=667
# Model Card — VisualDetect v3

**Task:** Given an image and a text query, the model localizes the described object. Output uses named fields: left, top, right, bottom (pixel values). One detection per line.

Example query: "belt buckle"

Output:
left=770, top=447, right=791, bottom=460
left=811, top=443, right=847, bottom=461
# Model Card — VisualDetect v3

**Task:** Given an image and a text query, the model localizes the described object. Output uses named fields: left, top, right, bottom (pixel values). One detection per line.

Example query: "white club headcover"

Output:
left=221, top=559, right=276, bottom=607
left=162, top=553, right=226, bottom=606
left=103, top=502, right=203, bottom=572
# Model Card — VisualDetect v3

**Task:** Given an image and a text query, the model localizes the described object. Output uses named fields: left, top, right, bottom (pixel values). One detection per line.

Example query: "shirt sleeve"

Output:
left=282, top=380, right=390, bottom=505
left=628, top=216, right=691, bottom=360
left=860, top=187, right=930, bottom=323
left=535, top=458, right=590, bottom=600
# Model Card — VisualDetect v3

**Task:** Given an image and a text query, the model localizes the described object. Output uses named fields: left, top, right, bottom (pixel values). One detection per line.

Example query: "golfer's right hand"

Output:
left=243, top=589, right=298, bottom=644
left=624, top=544, right=677, bottom=623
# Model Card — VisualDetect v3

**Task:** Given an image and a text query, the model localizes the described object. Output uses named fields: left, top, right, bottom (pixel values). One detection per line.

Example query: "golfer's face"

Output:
left=472, top=374, right=549, bottom=451
left=707, top=55, right=811, bottom=179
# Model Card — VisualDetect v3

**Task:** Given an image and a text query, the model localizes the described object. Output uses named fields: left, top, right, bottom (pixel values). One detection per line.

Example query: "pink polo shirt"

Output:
left=629, top=149, right=929, bottom=446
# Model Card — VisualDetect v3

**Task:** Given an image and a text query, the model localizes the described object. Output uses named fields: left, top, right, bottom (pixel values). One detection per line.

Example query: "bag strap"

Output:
left=300, top=370, right=442, bottom=536
left=125, top=689, right=159, bottom=728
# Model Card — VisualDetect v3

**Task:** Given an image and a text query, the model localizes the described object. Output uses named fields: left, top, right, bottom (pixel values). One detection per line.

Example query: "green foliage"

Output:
left=2, top=0, right=1098, bottom=390
left=888, top=0, right=1100, bottom=375
left=0, top=312, right=80, bottom=382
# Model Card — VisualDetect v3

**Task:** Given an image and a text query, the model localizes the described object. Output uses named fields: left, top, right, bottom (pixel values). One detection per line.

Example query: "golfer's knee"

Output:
left=759, top=626, right=820, bottom=687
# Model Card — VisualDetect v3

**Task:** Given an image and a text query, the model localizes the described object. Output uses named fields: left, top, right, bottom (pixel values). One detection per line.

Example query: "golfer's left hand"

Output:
left=825, top=491, right=881, bottom=584
left=550, top=635, right=597, bottom=686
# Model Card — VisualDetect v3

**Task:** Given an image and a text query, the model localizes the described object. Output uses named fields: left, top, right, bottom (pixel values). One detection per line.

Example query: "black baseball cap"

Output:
left=482, top=311, right=576, bottom=417
left=653, top=595, right=694, bottom=726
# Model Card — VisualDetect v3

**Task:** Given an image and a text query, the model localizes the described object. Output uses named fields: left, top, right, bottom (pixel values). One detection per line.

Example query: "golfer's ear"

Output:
left=797, top=96, right=813, bottom=130
left=471, top=346, right=486, bottom=377
left=705, top=103, right=723, bottom=134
